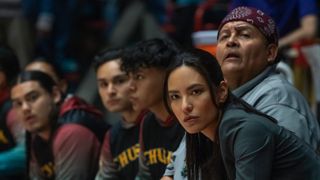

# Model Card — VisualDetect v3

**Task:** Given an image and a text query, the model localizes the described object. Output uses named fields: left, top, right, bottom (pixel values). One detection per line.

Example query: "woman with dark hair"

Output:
left=11, top=70, right=107, bottom=180
left=163, top=48, right=320, bottom=180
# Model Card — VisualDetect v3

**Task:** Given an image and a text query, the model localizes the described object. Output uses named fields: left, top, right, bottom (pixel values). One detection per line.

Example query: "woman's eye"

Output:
left=169, top=94, right=179, bottom=100
left=99, top=82, right=108, bottom=88
left=191, top=89, right=203, bottom=95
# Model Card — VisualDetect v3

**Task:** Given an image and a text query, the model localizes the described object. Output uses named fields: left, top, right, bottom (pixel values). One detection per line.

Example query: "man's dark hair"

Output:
left=12, top=71, right=56, bottom=94
left=0, top=46, right=20, bottom=84
left=93, top=47, right=123, bottom=72
left=121, top=38, right=181, bottom=73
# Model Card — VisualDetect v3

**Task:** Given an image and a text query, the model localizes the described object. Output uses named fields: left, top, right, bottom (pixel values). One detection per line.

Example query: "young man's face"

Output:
left=97, top=59, right=132, bottom=112
left=11, top=81, right=57, bottom=134
left=215, top=21, right=277, bottom=88
left=129, top=67, right=165, bottom=111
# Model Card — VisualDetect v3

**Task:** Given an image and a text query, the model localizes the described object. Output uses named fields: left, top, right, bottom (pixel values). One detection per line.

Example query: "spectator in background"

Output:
left=22, top=0, right=80, bottom=75
left=93, top=48, right=146, bottom=180
left=166, top=0, right=230, bottom=47
left=25, top=59, right=68, bottom=94
left=24, top=58, right=73, bottom=96
left=104, top=0, right=167, bottom=47
left=121, top=38, right=185, bottom=180
left=0, top=0, right=33, bottom=67
left=167, top=0, right=205, bottom=47
left=0, top=46, right=25, bottom=179
left=11, top=70, right=107, bottom=179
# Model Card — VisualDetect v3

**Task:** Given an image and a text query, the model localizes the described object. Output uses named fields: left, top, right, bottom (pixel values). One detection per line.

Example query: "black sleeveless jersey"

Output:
left=140, top=112, right=185, bottom=180
left=108, top=119, right=140, bottom=179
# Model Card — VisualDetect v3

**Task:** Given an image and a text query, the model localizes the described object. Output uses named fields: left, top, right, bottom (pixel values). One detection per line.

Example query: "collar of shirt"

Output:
left=232, top=65, right=276, bottom=98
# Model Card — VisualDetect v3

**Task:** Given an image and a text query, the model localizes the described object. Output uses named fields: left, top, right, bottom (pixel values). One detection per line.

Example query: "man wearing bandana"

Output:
left=216, top=6, right=320, bottom=151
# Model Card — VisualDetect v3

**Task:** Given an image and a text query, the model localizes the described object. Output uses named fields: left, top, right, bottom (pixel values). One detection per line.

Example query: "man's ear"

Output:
left=267, top=44, right=278, bottom=64
left=58, top=79, right=68, bottom=94
left=52, top=86, right=62, bottom=104
left=216, top=80, right=228, bottom=104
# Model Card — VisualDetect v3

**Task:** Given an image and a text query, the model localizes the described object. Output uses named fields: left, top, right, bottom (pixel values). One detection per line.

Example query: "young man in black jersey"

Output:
left=121, top=38, right=185, bottom=180
left=94, top=48, right=146, bottom=180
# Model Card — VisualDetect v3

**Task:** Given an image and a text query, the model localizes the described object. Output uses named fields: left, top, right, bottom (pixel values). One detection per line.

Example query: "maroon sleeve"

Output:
left=135, top=117, right=152, bottom=179
left=95, top=130, right=120, bottom=179
left=100, top=131, right=113, bottom=163
left=53, top=124, right=101, bottom=180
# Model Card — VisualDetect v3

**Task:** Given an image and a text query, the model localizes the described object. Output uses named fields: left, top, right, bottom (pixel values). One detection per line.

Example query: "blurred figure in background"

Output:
left=22, top=0, right=80, bottom=75
left=104, top=0, right=167, bottom=47
left=25, top=59, right=68, bottom=94
left=0, top=46, right=25, bottom=179
left=0, top=0, right=33, bottom=68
